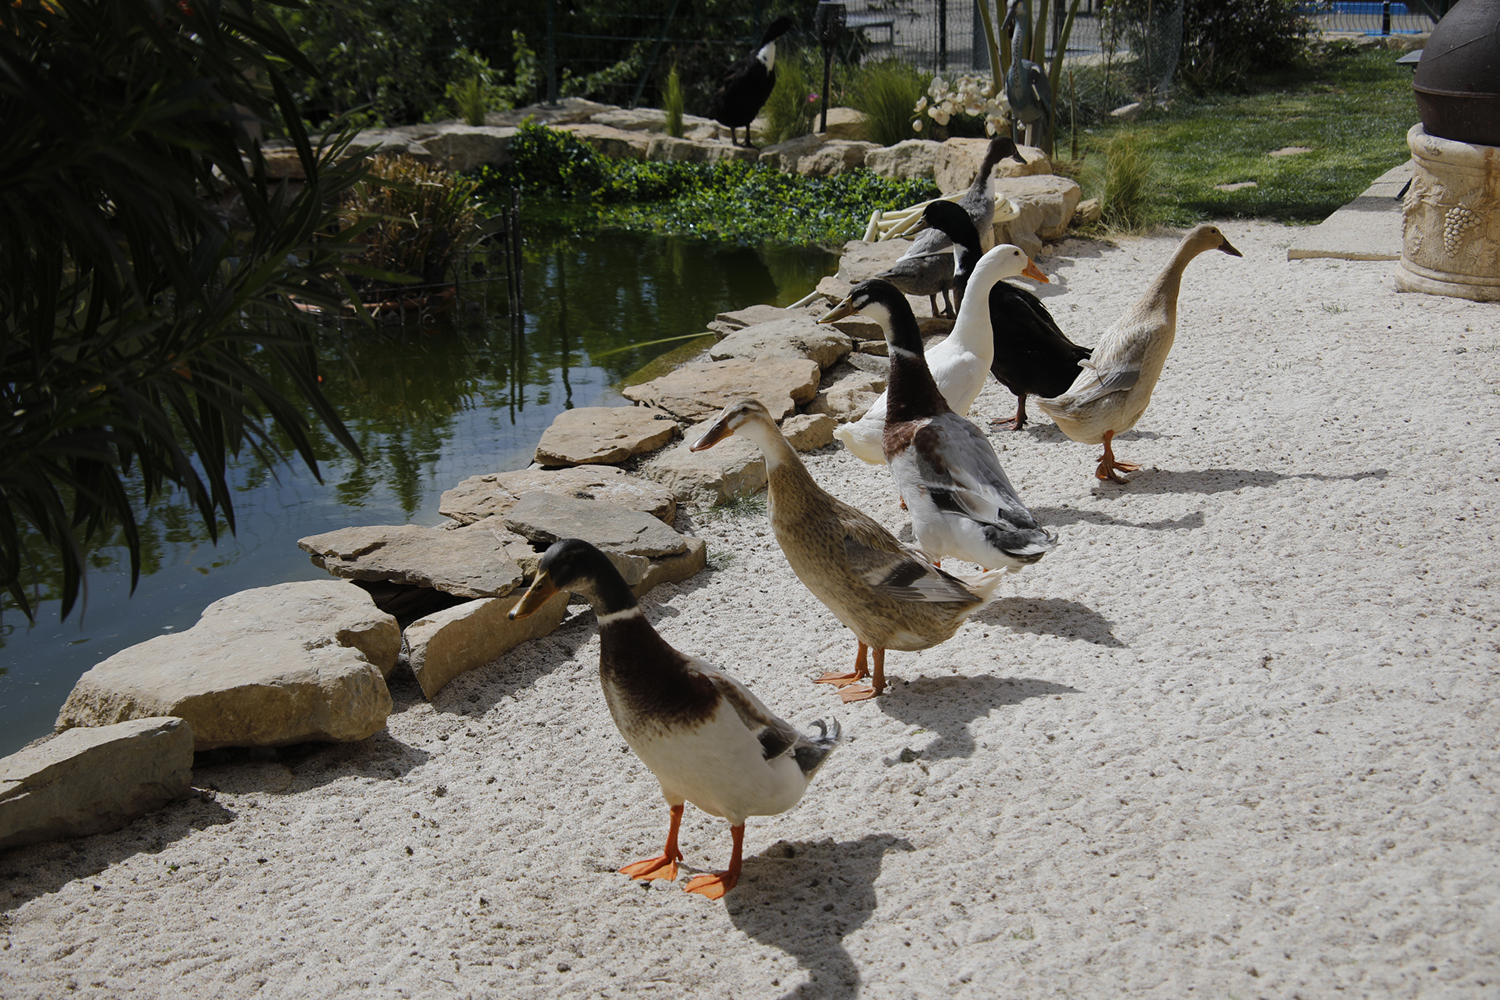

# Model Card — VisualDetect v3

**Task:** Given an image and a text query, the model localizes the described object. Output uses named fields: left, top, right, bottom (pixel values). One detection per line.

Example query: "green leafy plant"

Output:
left=762, top=52, right=820, bottom=146
left=849, top=60, right=930, bottom=147
left=664, top=64, right=685, bottom=139
left=1, top=0, right=370, bottom=621
left=1099, top=131, right=1158, bottom=231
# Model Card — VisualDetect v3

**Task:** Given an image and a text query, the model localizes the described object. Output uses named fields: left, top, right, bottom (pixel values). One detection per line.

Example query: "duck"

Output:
left=876, top=135, right=1026, bottom=317
left=1035, top=224, right=1243, bottom=483
left=709, top=16, right=796, bottom=148
left=691, top=399, right=1004, bottom=702
left=820, top=279, right=1056, bottom=572
left=833, top=239, right=1048, bottom=465
left=508, top=537, right=840, bottom=899
left=1002, top=0, right=1055, bottom=151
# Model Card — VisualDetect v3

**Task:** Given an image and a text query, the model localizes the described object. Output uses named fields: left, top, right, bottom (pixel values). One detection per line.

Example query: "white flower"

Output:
left=933, top=108, right=950, bottom=126
left=914, top=96, right=928, bottom=113
left=913, top=119, right=924, bottom=132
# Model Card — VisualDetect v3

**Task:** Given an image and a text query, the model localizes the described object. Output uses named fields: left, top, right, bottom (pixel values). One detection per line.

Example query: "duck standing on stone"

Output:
left=877, top=136, right=1026, bottom=317
left=710, top=16, right=796, bottom=148
left=820, top=279, right=1056, bottom=573
left=692, top=399, right=1004, bottom=702
left=1036, top=224, right=1243, bottom=482
left=509, top=538, right=840, bottom=899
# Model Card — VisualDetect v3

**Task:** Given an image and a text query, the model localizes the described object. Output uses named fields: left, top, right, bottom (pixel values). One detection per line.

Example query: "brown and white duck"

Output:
left=510, top=538, right=840, bottom=899
left=820, top=279, right=1056, bottom=573
left=692, top=399, right=1003, bottom=702
left=1035, top=224, right=1243, bottom=482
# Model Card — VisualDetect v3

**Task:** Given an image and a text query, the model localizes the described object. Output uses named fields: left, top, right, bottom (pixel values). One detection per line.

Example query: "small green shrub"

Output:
left=664, top=64, right=685, bottom=139
left=341, top=156, right=483, bottom=289
left=762, top=52, right=820, bottom=145
left=1099, top=132, right=1157, bottom=232
left=452, top=75, right=487, bottom=127
left=850, top=60, right=930, bottom=147
left=1104, top=0, right=1313, bottom=90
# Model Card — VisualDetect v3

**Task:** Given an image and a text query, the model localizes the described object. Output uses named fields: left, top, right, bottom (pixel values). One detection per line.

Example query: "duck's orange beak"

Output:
left=509, top=571, right=558, bottom=620
left=1022, top=259, right=1050, bottom=284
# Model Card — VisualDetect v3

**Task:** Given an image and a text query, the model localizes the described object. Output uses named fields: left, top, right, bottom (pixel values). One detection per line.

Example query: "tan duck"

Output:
left=1035, top=224, right=1242, bottom=482
left=691, top=398, right=1003, bottom=702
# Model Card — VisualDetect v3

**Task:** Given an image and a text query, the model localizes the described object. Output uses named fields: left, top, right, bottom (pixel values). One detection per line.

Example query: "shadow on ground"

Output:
left=728, top=833, right=913, bottom=1000
left=877, top=674, right=1079, bottom=761
left=975, top=596, right=1127, bottom=647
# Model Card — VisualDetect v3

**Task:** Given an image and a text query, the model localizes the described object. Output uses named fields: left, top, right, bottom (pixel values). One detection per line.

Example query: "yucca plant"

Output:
left=664, top=64, right=685, bottom=139
left=339, top=156, right=484, bottom=294
left=0, top=0, right=371, bottom=621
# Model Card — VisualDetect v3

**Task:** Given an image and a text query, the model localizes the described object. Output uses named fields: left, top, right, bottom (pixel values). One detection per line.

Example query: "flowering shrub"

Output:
left=912, top=75, right=1011, bottom=137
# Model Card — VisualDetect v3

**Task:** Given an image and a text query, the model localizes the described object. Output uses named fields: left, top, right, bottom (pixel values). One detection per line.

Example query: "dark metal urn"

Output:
left=1412, top=0, right=1500, bottom=146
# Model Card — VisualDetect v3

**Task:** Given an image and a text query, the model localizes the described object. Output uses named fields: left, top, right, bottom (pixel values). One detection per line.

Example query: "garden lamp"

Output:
left=815, top=1, right=846, bottom=133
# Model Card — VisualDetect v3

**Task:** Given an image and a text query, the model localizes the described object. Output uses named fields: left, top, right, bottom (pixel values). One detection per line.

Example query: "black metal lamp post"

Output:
left=815, top=1, right=846, bottom=133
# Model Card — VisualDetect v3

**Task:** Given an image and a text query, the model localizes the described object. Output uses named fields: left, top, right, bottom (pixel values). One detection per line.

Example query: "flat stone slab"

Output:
left=758, top=134, right=879, bottom=176
left=781, top=412, right=836, bottom=451
left=994, top=174, right=1084, bottom=258
left=643, top=431, right=768, bottom=507
left=554, top=123, right=652, bottom=160
left=56, top=582, right=398, bottom=750
left=1287, top=160, right=1409, bottom=262
left=0, top=717, right=194, bottom=851
left=708, top=316, right=853, bottom=370
left=501, top=493, right=707, bottom=593
left=300, top=523, right=526, bottom=598
left=404, top=590, right=571, bottom=700
left=934, top=138, right=1051, bottom=192
left=708, top=303, right=800, bottom=337
left=806, top=365, right=887, bottom=423
left=534, top=405, right=680, bottom=466
left=621, top=357, right=820, bottom=422
left=440, top=465, right=677, bottom=525
left=420, top=125, right=516, bottom=172
left=866, top=139, right=944, bottom=181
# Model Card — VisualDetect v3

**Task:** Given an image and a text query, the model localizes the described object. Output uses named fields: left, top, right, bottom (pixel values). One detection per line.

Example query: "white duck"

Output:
left=510, top=538, right=840, bottom=899
left=820, top=279, right=1056, bottom=572
left=1035, top=224, right=1243, bottom=482
left=833, top=241, right=1048, bottom=465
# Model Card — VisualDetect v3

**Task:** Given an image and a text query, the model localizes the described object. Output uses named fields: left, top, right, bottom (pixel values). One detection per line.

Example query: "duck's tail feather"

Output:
left=982, top=525, right=1057, bottom=567
left=946, top=566, right=1008, bottom=604
left=792, top=718, right=842, bottom=779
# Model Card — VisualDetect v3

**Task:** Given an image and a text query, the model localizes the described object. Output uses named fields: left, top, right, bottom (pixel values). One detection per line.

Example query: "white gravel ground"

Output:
left=2, top=220, right=1498, bottom=1000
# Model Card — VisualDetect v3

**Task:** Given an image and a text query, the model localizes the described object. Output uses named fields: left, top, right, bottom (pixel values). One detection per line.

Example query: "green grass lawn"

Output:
left=1067, top=45, right=1419, bottom=225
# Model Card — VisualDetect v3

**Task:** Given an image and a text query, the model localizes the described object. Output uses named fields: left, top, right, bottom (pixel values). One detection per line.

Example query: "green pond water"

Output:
left=0, top=227, right=836, bottom=757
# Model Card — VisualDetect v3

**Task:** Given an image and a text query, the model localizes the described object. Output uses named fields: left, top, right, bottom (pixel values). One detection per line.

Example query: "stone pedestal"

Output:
left=1397, top=124, right=1500, bottom=302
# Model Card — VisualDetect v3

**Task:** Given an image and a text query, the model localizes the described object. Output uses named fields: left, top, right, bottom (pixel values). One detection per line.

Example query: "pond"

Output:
left=0, top=227, right=836, bottom=757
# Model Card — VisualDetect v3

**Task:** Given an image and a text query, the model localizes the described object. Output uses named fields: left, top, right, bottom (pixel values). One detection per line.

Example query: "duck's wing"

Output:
left=1056, top=357, right=1141, bottom=407
left=700, top=665, right=802, bottom=761
left=908, top=417, right=1045, bottom=532
left=836, top=511, right=985, bottom=604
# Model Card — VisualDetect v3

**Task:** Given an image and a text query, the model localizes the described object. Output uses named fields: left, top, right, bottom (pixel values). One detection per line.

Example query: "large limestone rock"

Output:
left=708, top=303, right=802, bottom=337
left=404, top=590, right=571, bottom=700
left=781, top=412, right=836, bottom=451
left=56, top=582, right=398, bottom=750
left=643, top=431, right=767, bottom=507
left=708, top=316, right=852, bottom=371
left=299, top=523, right=526, bottom=598
left=646, top=136, right=758, bottom=163
left=554, top=123, right=653, bottom=160
left=0, top=717, right=195, bottom=851
left=865, top=139, right=943, bottom=181
left=993, top=175, right=1083, bottom=258
left=819, top=108, right=870, bottom=142
left=621, top=357, right=821, bottom=422
left=440, top=465, right=677, bottom=525
left=534, top=406, right=680, bottom=466
left=501, top=493, right=707, bottom=593
left=421, top=125, right=516, bottom=172
left=758, top=134, right=879, bottom=176
left=485, top=98, right=612, bottom=128
left=934, top=138, right=1051, bottom=192
left=807, top=363, right=888, bottom=423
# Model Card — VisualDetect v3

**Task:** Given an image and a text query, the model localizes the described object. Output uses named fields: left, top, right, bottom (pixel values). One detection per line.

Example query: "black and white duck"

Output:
left=820, top=279, right=1057, bottom=572
left=709, top=16, right=796, bottom=148
left=876, top=135, right=1026, bottom=317
left=509, top=537, right=840, bottom=899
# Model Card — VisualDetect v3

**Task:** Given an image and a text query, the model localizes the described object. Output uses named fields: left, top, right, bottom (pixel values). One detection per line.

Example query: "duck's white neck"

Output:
left=757, top=40, right=777, bottom=71
left=733, top=415, right=791, bottom=471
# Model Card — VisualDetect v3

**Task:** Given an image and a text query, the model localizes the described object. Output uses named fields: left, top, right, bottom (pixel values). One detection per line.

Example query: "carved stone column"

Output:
left=1397, top=124, right=1500, bottom=302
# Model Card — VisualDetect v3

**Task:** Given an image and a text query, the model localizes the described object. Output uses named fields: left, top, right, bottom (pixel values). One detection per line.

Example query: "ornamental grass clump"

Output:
left=1100, top=132, right=1158, bottom=232
left=664, top=64, right=685, bottom=139
left=340, top=156, right=484, bottom=292
left=762, top=52, right=820, bottom=145
left=848, top=60, right=931, bottom=146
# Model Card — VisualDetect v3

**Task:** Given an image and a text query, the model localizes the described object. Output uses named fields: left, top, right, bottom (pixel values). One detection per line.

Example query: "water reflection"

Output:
left=0, top=228, right=835, bottom=755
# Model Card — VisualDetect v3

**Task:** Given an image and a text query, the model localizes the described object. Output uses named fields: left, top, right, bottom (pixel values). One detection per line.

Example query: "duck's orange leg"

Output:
left=840, top=647, right=887, bottom=703
left=816, top=641, right=869, bottom=688
left=684, top=824, right=744, bottom=899
left=990, top=394, right=1028, bottom=432
left=620, top=803, right=685, bottom=882
left=1095, top=429, right=1141, bottom=483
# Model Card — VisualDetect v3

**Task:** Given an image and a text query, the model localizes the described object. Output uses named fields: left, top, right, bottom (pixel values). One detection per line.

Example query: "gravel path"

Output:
left=3, top=221, right=1497, bottom=999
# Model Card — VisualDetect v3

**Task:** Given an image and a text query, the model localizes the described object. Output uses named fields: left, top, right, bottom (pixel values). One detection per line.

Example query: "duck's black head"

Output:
left=760, top=15, right=795, bottom=46
left=923, top=200, right=982, bottom=256
left=509, top=538, right=636, bottom=621
left=816, top=278, right=923, bottom=353
left=986, top=134, right=1027, bottom=168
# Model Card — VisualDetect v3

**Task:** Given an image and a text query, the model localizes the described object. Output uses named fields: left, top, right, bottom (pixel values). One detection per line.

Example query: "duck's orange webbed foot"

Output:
left=837, top=647, right=887, bottom=702
left=621, top=804, right=684, bottom=882
left=684, top=826, right=744, bottom=900
left=816, top=642, right=869, bottom=688
left=839, top=685, right=878, bottom=703
left=1095, top=430, right=1140, bottom=483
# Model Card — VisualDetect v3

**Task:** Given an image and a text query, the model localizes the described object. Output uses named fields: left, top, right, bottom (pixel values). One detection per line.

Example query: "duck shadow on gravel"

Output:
left=877, top=675, right=1079, bottom=761
left=1090, top=466, right=1389, bottom=497
left=727, top=833, right=914, bottom=1000
left=975, top=596, right=1126, bottom=648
